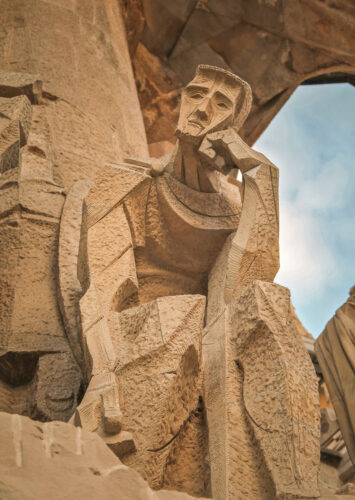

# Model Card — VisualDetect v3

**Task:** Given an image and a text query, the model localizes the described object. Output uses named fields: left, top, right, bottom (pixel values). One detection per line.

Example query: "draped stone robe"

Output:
left=72, top=148, right=319, bottom=498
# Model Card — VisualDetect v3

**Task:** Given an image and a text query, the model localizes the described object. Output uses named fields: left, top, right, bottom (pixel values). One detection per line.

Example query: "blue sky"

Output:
left=255, top=83, right=355, bottom=338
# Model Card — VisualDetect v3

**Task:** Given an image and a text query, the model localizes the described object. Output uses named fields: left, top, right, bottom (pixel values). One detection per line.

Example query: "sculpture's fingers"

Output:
left=205, top=128, right=236, bottom=146
left=204, top=130, right=225, bottom=143
left=198, top=138, right=217, bottom=164
left=200, top=131, right=236, bottom=173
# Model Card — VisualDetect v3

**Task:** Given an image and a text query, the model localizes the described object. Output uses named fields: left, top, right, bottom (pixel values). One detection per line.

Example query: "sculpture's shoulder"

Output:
left=84, top=161, right=152, bottom=229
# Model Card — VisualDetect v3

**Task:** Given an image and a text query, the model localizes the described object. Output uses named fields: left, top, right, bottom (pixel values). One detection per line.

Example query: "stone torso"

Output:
left=129, top=172, right=242, bottom=304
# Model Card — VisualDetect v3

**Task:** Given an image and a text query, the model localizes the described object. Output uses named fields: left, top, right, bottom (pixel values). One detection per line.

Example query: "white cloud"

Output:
left=294, top=153, right=352, bottom=213
left=275, top=201, right=336, bottom=304
left=255, top=83, right=355, bottom=334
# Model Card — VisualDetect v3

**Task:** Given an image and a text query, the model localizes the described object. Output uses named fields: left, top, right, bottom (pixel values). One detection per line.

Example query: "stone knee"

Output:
left=230, top=280, right=320, bottom=499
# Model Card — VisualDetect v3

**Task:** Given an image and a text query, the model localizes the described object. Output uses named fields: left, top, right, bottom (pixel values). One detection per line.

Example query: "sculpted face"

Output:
left=176, top=67, right=242, bottom=144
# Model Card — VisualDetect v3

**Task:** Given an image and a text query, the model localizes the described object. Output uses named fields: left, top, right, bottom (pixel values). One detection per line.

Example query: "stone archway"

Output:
left=124, top=0, right=355, bottom=149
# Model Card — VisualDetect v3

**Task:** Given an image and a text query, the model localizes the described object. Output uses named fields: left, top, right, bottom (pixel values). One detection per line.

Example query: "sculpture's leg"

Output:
left=203, top=281, right=320, bottom=499
left=112, top=294, right=208, bottom=497
left=203, top=307, right=273, bottom=500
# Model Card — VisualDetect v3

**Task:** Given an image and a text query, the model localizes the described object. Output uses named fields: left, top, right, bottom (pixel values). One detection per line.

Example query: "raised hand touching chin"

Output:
left=198, top=127, right=273, bottom=176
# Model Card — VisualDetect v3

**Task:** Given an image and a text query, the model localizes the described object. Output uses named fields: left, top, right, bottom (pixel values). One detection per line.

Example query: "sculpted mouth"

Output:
left=187, top=120, right=203, bottom=128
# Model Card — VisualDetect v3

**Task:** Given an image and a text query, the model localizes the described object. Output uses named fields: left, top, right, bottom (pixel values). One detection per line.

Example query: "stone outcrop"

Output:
left=0, top=411, right=207, bottom=500
left=127, top=0, right=355, bottom=148
left=0, top=88, right=82, bottom=423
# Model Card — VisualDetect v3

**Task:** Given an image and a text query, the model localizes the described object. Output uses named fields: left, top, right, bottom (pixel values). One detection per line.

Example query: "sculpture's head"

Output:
left=176, top=65, right=252, bottom=145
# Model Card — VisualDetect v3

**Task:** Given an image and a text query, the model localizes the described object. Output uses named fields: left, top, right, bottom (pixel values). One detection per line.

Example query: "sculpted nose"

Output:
left=195, top=98, right=210, bottom=121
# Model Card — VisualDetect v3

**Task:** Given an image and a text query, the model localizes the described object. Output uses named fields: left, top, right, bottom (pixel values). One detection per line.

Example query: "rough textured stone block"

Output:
left=0, top=411, right=207, bottom=500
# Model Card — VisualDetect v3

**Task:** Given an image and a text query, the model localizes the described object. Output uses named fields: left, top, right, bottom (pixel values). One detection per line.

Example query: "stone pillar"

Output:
left=0, top=0, right=147, bottom=421
left=0, top=0, right=148, bottom=186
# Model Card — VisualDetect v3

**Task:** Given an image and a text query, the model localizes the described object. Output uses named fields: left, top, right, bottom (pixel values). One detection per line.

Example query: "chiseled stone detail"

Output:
left=204, top=281, right=319, bottom=499
left=0, top=87, right=82, bottom=423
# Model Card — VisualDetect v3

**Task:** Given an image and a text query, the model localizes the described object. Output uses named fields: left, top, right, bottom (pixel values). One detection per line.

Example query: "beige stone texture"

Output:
left=58, top=179, right=93, bottom=372
left=0, top=70, right=42, bottom=104
left=315, top=287, right=355, bottom=465
left=0, top=95, right=32, bottom=173
left=0, top=0, right=148, bottom=187
left=0, top=411, right=207, bottom=500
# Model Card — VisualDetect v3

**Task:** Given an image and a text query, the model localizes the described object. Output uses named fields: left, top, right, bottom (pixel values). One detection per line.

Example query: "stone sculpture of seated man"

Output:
left=63, top=65, right=320, bottom=499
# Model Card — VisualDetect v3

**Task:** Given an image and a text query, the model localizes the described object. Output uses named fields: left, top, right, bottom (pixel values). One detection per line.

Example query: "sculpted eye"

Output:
left=191, top=93, right=203, bottom=99
left=217, top=101, right=229, bottom=109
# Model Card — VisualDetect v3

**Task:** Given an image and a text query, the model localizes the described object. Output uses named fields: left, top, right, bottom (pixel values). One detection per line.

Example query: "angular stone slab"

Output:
left=0, top=411, right=207, bottom=500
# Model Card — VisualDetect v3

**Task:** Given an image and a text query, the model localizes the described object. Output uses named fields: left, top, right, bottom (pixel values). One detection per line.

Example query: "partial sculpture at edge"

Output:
left=316, top=286, right=355, bottom=466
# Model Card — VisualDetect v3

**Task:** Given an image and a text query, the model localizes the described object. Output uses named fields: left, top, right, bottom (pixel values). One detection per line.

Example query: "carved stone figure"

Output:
left=315, top=286, right=355, bottom=465
left=62, top=65, right=320, bottom=499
